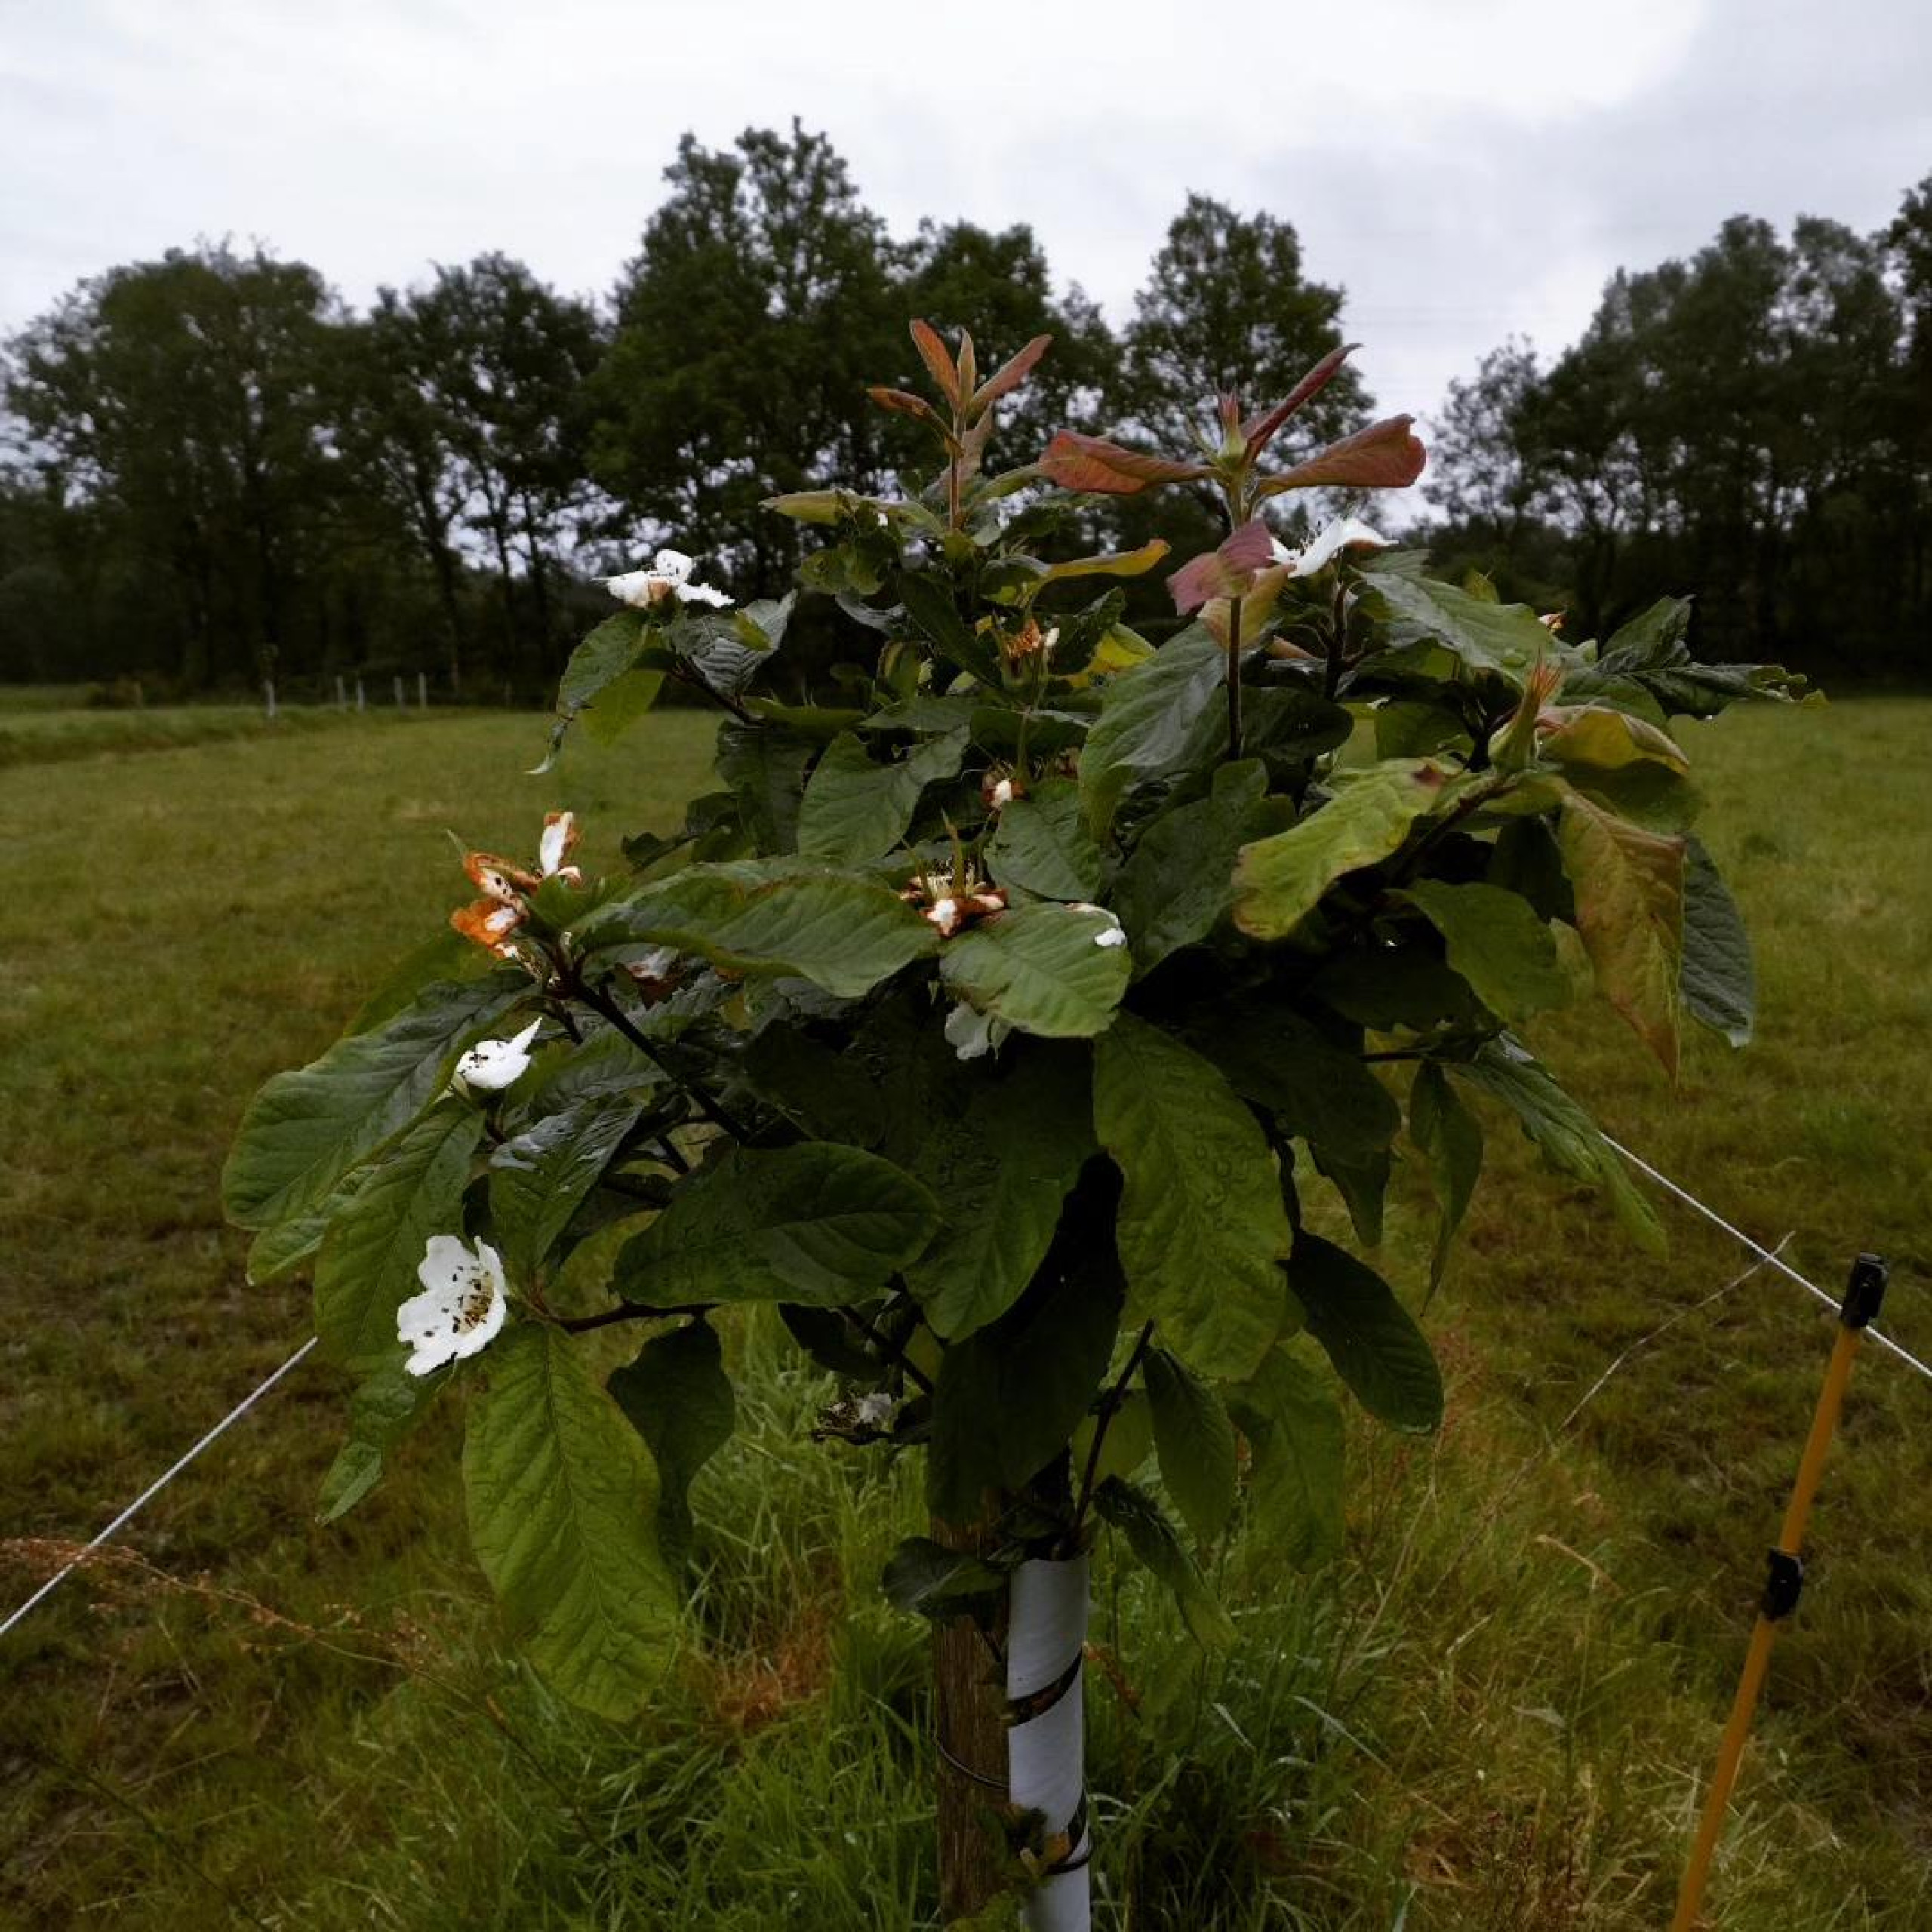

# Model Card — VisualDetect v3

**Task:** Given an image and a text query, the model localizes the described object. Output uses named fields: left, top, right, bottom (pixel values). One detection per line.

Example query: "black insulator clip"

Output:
left=1762, top=1547, right=1805, bottom=1621
left=1840, top=1253, right=1889, bottom=1331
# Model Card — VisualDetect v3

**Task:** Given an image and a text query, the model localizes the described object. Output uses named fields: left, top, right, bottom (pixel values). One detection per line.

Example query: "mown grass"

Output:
left=0, top=699, right=381, bottom=768
left=1, top=699, right=1927, bottom=1930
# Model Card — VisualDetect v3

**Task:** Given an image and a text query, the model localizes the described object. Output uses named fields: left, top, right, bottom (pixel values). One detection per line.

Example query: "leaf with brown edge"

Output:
left=909, top=318, right=960, bottom=408
left=868, top=385, right=940, bottom=426
left=970, top=333, right=1053, bottom=417
left=1038, top=431, right=1211, bottom=494
left=1240, top=343, right=1358, bottom=456
left=1556, top=792, right=1686, bottom=1076
left=1260, top=414, right=1426, bottom=494
left=955, top=329, right=976, bottom=400
left=1168, top=519, right=1275, bottom=614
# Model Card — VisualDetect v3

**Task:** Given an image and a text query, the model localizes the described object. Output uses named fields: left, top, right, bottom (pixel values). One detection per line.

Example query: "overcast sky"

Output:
left=4, top=0, right=1929, bottom=431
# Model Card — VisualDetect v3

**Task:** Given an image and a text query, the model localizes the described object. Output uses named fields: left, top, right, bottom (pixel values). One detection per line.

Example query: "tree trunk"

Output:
left=932, top=1512, right=1010, bottom=1922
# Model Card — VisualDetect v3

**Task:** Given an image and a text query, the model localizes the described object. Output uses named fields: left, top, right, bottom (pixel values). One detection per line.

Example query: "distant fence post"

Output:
left=355, top=678, right=366, bottom=712
left=263, top=679, right=277, bottom=721
left=393, top=675, right=405, bottom=709
left=417, top=671, right=428, bottom=710
left=334, top=675, right=347, bottom=711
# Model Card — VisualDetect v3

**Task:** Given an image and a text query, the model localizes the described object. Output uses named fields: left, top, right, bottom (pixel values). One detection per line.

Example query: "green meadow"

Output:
left=1, top=697, right=1927, bottom=1930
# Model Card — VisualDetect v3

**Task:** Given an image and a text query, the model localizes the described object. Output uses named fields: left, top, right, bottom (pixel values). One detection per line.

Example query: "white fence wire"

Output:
left=2, top=1137, right=1924, bottom=1642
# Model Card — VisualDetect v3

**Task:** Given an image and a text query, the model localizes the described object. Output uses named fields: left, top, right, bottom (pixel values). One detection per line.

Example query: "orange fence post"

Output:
left=1669, top=1252, right=1889, bottom=1931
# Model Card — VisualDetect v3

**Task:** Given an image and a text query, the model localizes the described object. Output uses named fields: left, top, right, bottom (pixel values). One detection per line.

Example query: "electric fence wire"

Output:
left=1604, top=1135, right=1932, bottom=1383
left=3, top=1141, right=1927, bottom=1646
left=0, top=1335, right=318, bottom=1641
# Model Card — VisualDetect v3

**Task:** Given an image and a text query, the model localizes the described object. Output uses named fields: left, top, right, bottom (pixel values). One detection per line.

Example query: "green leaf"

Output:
left=1361, top=571, right=1556, bottom=684
left=1681, top=838, right=1755, bottom=1048
left=1185, top=998, right=1400, bottom=1159
left=1399, top=879, right=1572, bottom=1025
left=900, top=574, right=1004, bottom=685
left=318, top=1364, right=432, bottom=1523
left=489, top=1094, right=645, bottom=1282
left=796, top=728, right=968, bottom=865
left=1452, top=1037, right=1663, bottom=1253
left=223, top=977, right=517, bottom=1235
left=1566, top=598, right=1811, bottom=718
left=1309, top=1142, right=1391, bottom=1248
left=464, top=1324, right=677, bottom=1720
left=740, top=1026, right=887, bottom=1147
left=1286, top=1233, right=1441, bottom=1432
left=615, top=1143, right=940, bottom=1308
left=716, top=721, right=816, bottom=853
left=1038, top=539, right=1171, bottom=585
left=1092, top=1478, right=1235, bottom=1648
left=245, top=1163, right=368, bottom=1286
left=881, top=1537, right=1005, bottom=1619
left=1078, top=625, right=1226, bottom=835
left=1228, top=1348, right=1346, bottom=1568
left=313, top=1100, right=484, bottom=1374
left=939, top=902, right=1131, bottom=1038
left=984, top=780, right=1106, bottom=902
left=1537, top=705, right=1688, bottom=776
left=1408, top=1063, right=1484, bottom=1291
left=1313, top=943, right=1481, bottom=1033
left=1143, top=1350, right=1238, bottom=1546
left=905, top=1045, right=1097, bottom=1340
left=608, top=1320, right=737, bottom=1574
left=1557, top=792, right=1686, bottom=1076
left=1092, top=1015, right=1294, bottom=1382
left=580, top=667, right=666, bottom=746
left=928, top=1254, right=1121, bottom=1523
left=1112, top=760, right=1269, bottom=974
left=1232, top=761, right=1457, bottom=941
left=590, top=863, right=938, bottom=1001
left=558, top=609, right=648, bottom=718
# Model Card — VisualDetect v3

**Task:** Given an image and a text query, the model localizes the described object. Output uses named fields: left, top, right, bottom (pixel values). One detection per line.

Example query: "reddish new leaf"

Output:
left=1038, top=431, right=1211, bottom=494
left=1259, top=414, right=1426, bottom=494
left=1168, top=519, right=1276, bottom=614
left=869, top=385, right=941, bottom=426
left=969, top=334, right=1054, bottom=418
left=909, top=319, right=961, bottom=409
left=1240, top=343, right=1358, bottom=456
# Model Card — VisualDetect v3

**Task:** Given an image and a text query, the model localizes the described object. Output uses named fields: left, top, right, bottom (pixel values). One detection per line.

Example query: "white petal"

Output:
left=606, top=570, right=654, bottom=607
left=454, top=1018, right=541, bottom=1093
left=1281, top=517, right=1393, bottom=578
left=944, top=1001, right=1008, bottom=1061
left=674, top=579, right=733, bottom=608
left=653, top=548, right=695, bottom=582
left=539, top=811, right=576, bottom=878
left=1094, top=924, right=1128, bottom=949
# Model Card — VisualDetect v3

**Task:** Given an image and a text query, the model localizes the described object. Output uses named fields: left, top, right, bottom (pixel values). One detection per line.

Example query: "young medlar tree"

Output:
left=225, top=321, right=1802, bottom=1929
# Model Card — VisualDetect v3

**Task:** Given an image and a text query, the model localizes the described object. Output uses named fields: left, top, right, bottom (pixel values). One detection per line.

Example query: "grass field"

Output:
left=1, top=697, right=1927, bottom=1930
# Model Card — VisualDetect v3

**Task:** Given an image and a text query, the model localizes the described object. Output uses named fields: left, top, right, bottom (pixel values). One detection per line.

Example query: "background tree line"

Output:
left=2, top=122, right=1927, bottom=698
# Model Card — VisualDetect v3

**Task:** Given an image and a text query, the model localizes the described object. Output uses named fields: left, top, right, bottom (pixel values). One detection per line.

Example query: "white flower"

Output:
left=989, top=777, right=1017, bottom=811
left=854, top=1391, right=896, bottom=1429
left=1070, top=902, right=1129, bottom=949
left=606, top=548, right=732, bottom=610
left=945, top=1001, right=1011, bottom=1061
left=453, top=1018, right=541, bottom=1094
left=397, top=1235, right=507, bottom=1376
left=1268, top=517, right=1393, bottom=578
